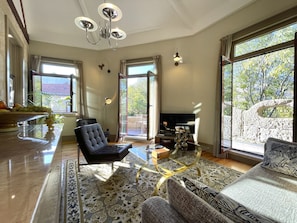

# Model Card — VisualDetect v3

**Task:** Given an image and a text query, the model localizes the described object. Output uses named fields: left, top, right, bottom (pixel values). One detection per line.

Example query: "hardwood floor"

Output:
left=201, top=151, right=253, bottom=173
left=62, top=140, right=253, bottom=173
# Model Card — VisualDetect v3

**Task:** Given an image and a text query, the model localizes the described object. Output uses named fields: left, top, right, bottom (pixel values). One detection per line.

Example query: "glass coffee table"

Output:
left=129, top=143, right=202, bottom=195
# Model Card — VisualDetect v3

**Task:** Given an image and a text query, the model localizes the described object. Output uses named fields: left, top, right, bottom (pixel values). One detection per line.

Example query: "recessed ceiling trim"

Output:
left=167, top=0, right=194, bottom=30
left=20, top=0, right=264, bottom=50
left=78, top=0, right=90, bottom=17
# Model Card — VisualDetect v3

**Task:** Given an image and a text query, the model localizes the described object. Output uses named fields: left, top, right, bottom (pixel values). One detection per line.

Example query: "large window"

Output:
left=221, top=16, right=297, bottom=156
left=31, top=60, right=78, bottom=113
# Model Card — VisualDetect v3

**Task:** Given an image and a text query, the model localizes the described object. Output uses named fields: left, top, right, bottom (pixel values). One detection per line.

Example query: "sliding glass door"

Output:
left=221, top=24, right=297, bottom=156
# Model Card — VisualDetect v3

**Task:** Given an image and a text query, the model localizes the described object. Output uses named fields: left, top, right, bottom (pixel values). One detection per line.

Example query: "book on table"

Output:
left=152, top=147, right=170, bottom=160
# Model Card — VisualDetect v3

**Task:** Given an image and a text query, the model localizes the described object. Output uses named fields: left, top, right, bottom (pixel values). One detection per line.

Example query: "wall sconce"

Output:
left=98, top=63, right=111, bottom=73
left=105, top=97, right=112, bottom=105
left=173, top=52, right=183, bottom=66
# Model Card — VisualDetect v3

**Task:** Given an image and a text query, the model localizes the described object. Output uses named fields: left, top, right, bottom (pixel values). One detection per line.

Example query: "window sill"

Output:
left=53, top=112, right=78, bottom=117
left=228, top=149, right=263, bottom=166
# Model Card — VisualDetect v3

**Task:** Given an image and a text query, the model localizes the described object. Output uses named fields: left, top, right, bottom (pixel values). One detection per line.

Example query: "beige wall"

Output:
left=29, top=0, right=297, bottom=144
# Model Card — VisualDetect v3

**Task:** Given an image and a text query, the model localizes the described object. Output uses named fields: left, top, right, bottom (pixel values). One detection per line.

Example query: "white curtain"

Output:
left=152, top=55, right=161, bottom=139
left=213, top=35, right=233, bottom=157
left=117, top=60, right=127, bottom=141
left=29, top=55, right=42, bottom=105
left=75, top=61, right=88, bottom=118
left=30, top=55, right=41, bottom=73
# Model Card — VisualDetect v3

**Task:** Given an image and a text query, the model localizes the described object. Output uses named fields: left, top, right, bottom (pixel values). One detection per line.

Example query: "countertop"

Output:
left=0, top=124, right=63, bottom=223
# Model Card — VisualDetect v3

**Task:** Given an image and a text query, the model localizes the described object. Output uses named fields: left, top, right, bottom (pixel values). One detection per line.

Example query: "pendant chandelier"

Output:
left=74, top=2, right=126, bottom=48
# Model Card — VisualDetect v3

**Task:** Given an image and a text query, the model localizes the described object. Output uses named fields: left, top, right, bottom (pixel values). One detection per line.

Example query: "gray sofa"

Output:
left=142, top=137, right=297, bottom=223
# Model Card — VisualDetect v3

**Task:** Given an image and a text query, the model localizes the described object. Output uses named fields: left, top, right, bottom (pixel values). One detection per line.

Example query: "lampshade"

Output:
left=105, top=97, right=112, bottom=105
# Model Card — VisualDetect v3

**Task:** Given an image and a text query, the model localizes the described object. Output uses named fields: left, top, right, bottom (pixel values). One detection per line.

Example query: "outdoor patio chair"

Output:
left=74, top=123, right=132, bottom=171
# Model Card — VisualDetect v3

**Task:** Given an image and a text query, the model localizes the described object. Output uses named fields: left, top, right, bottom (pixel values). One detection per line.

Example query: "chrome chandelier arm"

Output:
left=75, top=2, right=126, bottom=48
left=85, top=28, right=100, bottom=45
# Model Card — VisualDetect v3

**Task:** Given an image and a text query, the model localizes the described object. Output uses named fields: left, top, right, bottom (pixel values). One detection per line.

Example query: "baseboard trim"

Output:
left=198, top=141, right=262, bottom=166
left=198, top=142, right=213, bottom=153
left=227, top=150, right=262, bottom=166
left=62, top=135, right=76, bottom=142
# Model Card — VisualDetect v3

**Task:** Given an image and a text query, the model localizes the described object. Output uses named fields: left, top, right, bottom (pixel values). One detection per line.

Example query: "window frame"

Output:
left=118, top=56, right=160, bottom=140
left=231, top=7, right=297, bottom=62
left=219, top=6, right=297, bottom=156
left=30, top=59, right=78, bottom=114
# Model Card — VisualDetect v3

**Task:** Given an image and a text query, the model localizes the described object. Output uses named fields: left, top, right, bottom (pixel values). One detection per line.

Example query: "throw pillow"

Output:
left=261, top=137, right=297, bottom=177
left=182, top=177, right=218, bottom=206
left=183, top=177, right=275, bottom=223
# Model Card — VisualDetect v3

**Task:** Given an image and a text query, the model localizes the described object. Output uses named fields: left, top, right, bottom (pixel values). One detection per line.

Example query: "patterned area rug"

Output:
left=63, top=153, right=243, bottom=223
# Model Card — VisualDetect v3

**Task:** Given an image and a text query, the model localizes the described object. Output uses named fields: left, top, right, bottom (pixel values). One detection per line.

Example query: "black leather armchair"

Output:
left=76, top=118, right=97, bottom=127
left=74, top=123, right=132, bottom=171
left=76, top=118, right=110, bottom=141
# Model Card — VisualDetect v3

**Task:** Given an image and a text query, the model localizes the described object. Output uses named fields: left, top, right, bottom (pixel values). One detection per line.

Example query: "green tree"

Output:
left=128, top=78, right=147, bottom=116
left=233, top=48, right=294, bottom=117
left=230, top=22, right=297, bottom=118
left=232, top=22, right=296, bottom=116
left=223, top=63, right=232, bottom=116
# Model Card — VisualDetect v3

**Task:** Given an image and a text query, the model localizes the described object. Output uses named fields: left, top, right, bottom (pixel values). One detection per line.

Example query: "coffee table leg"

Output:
left=153, top=175, right=170, bottom=196
left=136, top=165, right=143, bottom=183
left=152, top=161, right=201, bottom=195
left=196, top=167, right=201, bottom=176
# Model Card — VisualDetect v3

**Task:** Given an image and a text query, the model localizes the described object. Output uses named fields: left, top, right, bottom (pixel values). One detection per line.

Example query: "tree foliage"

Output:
left=233, top=48, right=294, bottom=117
left=223, top=23, right=296, bottom=118
left=128, top=78, right=147, bottom=116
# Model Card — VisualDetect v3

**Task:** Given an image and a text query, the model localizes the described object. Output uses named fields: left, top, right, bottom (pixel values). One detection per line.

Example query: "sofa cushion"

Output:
left=183, top=177, right=275, bottom=223
left=261, top=137, right=297, bottom=177
left=221, top=163, right=297, bottom=223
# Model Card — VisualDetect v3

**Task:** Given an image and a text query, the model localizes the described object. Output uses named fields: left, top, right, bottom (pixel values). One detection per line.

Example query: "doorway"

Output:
left=118, top=57, right=160, bottom=141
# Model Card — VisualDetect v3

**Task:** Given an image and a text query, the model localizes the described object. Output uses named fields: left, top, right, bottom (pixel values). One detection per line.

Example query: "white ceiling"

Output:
left=14, top=0, right=255, bottom=50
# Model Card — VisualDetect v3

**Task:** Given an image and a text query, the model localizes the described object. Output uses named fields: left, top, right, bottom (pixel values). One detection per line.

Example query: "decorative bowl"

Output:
left=0, top=112, right=48, bottom=132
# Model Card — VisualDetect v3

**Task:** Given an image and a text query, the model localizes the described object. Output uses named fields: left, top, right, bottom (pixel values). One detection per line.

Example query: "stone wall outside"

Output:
left=223, top=99, right=293, bottom=144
